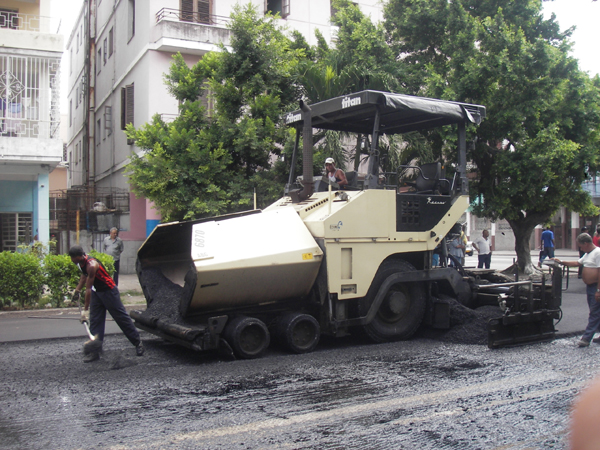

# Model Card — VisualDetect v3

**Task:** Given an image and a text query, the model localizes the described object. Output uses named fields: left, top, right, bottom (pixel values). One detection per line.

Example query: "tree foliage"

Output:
left=385, top=0, right=600, bottom=271
left=127, top=5, right=303, bottom=221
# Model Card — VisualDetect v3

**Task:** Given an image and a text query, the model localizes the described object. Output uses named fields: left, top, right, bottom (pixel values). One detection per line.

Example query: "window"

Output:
left=70, top=48, right=73, bottom=74
left=97, top=49, right=102, bottom=74
left=69, top=100, right=72, bottom=126
left=181, top=0, right=194, bottom=22
left=180, top=1, right=211, bottom=24
left=0, top=9, right=19, bottom=30
left=266, top=0, right=289, bottom=18
left=108, top=28, right=114, bottom=57
left=128, top=0, right=135, bottom=41
left=76, top=32, right=79, bottom=53
left=121, top=83, right=134, bottom=144
left=198, top=0, right=210, bottom=24
left=103, top=38, right=107, bottom=65
left=97, top=118, right=102, bottom=145
left=0, top=213, right=33, bottom=252
left=104, top=106, right=112, bottom=137
left=76, top=88, right=79, bottom=108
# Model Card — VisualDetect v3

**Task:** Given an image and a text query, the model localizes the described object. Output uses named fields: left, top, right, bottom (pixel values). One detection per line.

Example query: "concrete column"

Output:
left=146, top=199, right=161, bottom=237
left=37, top=173, right=50, bottom=244
left=571, top=211, right=580, bottom=250
left=466, top=211, right=471, bottom=240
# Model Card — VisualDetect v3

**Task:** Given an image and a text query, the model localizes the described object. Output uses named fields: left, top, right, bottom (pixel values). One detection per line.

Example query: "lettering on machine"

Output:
left=427, top=197, right=446, bottom=205
left=341, top=96, right=361, bottom=109
left=285, top=112, right=302, bottom=124
left=330, top=221, right=343, bottom=231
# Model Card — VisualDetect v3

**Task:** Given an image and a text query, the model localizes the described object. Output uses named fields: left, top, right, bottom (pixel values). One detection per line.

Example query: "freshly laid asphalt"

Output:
left=0, top=250, right=592, bottom=343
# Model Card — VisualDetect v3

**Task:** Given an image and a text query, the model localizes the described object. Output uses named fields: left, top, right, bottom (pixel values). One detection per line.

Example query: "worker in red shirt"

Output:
left=69, top=246, right=144, bottom=362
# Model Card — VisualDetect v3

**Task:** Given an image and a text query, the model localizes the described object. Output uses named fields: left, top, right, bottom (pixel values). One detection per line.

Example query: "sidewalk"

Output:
left=118, top=273, right=143, bottom=294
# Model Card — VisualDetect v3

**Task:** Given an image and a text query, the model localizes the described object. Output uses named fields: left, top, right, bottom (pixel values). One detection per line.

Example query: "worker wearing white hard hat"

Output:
left=324, top=158, right=348, bottom=188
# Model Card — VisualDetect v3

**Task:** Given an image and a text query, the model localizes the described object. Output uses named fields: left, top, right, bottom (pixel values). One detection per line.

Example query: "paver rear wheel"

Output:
left=223, top=316, right=270, bottom=359
left=361, top=260, right=426, bottom=343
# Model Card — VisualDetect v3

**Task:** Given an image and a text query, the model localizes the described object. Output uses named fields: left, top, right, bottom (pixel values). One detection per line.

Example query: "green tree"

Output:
left=385, top=0, right=600, bottom=272
left=127, top=4, right=303, bottom=221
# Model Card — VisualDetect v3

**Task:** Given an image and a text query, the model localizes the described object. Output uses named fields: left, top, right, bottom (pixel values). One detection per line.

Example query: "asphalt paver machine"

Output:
left=131, top=90, right=562, bottom=358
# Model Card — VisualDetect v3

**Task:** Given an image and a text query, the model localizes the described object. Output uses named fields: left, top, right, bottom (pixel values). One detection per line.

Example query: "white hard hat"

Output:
left=325, top=157, right=335, bottom=164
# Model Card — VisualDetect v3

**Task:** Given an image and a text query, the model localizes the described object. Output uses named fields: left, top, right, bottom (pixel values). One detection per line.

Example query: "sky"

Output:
left=53, top=0, right=599, bottom=114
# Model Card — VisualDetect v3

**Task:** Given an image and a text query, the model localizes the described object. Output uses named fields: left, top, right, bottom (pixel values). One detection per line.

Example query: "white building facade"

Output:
left=0, top=0, right=63, bottom=251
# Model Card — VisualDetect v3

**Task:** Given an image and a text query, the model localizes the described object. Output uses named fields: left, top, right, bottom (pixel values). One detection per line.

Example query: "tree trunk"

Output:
left=508, top=216, right=545, bottom=275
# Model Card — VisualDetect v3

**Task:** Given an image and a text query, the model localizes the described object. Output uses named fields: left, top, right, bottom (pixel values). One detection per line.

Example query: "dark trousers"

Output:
left=477, top=253, right=491, bottom=269
left=582, top=283, right=600, bottom=342
left=113, top=260, right=120, bottom=286
left=89, top=286, right=140, bottom=346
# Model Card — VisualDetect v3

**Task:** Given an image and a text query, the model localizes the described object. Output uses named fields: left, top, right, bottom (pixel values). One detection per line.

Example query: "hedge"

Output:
left=0, top=246, right=116, bottom=309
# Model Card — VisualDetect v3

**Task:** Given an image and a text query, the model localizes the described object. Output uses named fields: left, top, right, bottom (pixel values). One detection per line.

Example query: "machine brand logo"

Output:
left=285, top=112, right=302, bottom=124
left=427, top=197, right=446, bottom=205
left=330, top=220, right=343, bottom=231
left=341, top=96, right=361, bottom=109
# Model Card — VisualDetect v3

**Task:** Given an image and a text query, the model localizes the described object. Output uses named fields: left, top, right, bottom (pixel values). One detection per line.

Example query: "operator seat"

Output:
left=415, top=162, right=441, bottom=193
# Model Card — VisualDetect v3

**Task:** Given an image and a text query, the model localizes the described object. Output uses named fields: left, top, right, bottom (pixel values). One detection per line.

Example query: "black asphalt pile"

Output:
left=417, top=298, right=502, bottom=345
left=138, top=267, right=186, bottom=324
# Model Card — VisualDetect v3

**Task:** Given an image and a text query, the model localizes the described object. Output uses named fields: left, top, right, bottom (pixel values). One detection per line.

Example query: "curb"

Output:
left=0, top=303, right=146, bottom=317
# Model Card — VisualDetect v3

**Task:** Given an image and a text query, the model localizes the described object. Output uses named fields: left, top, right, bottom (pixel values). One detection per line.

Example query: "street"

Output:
left=1, top=330, right=599, bottom=449
left=1, top=250, right=596, bottom=449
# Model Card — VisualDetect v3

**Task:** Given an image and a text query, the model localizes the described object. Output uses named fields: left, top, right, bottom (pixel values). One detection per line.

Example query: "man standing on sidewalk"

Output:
left=539, top=226, right=555, bottom=267
left=103, top=227, right=124, bottom=285
left=473, top=229, right=492, bottom=269
left=69, top=246, right=144, bottom=362
left=554, top=233, right=600, bottom=347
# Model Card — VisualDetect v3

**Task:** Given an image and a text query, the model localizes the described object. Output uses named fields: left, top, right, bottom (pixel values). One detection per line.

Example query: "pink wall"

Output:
left=120, top=193, right=147, bottom=241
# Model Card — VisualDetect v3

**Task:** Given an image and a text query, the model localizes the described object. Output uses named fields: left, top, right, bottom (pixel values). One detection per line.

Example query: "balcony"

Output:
left=152, top=8, right=232, bottom=56
left=0, top=12, right=63, bottom=54
left=0, top=11, right=61, bottom=33
left=0, top=53, right=62, bottom=172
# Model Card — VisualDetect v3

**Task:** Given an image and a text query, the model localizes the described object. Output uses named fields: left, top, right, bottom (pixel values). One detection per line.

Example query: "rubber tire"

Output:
left=361, top=259, right=426, bottom=343
left=223, top=316, right=270, bottom=359
left=276, top=312, right=320, bottom=354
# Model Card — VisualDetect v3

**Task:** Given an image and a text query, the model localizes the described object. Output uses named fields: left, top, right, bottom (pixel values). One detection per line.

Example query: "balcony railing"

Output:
left=155, top=8, right=230, bottom=27
left=0, top=11, right=61, bottom=33
left=0, top=54, right=61, bottom=139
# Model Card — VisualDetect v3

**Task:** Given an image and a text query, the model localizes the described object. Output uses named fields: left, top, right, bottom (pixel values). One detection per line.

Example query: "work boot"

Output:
left=136, top=342, right=145, bottom=357
left=83, top=352, right=100, bottom=363
left=577, top=339, right=590, bottom=348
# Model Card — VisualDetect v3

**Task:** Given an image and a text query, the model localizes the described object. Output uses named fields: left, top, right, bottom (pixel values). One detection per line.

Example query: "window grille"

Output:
left=1, top=54, right=62, bottom=138
left=0, top=213, right=33, bottom=252
left=104, top=106, right=112, bottom=136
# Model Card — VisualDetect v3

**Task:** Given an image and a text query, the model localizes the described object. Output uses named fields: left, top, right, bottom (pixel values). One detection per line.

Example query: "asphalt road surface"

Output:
left=1, top=329, right=599, bottom=449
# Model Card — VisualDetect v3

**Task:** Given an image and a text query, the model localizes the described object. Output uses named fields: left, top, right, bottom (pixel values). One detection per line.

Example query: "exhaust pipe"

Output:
left=290, top=101, right=313, bottom=203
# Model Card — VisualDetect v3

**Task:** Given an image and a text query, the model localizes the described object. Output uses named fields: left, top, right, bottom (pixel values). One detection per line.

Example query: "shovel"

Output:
left=76, top=293, right=102, bottom=353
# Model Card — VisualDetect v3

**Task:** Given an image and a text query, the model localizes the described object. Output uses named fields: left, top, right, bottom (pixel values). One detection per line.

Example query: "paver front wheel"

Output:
left=361, top=260, right=426, bottom=343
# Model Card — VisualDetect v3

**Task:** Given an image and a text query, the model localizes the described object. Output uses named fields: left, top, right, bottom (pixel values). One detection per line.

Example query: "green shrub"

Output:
left=90, top=250, right=115, bottom=276
left=0, top=251, right=44, bottom=307
left=43, top=254, right=80, bottom=308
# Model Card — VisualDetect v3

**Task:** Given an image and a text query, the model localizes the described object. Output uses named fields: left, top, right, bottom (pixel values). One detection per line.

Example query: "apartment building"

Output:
left=65, top=0, right=384, bottom=273
left=0, top=0, right=63, bottom=251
